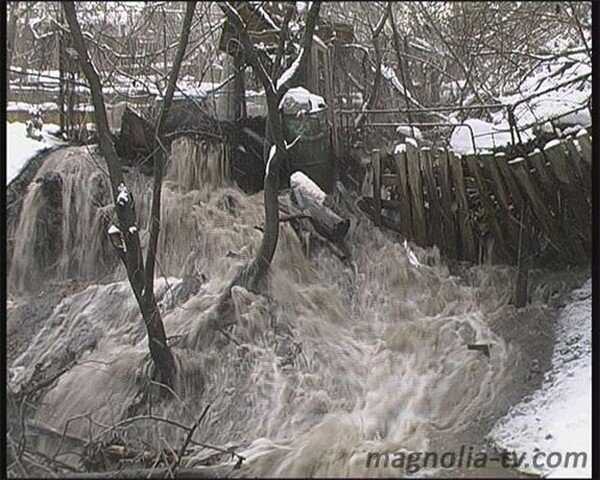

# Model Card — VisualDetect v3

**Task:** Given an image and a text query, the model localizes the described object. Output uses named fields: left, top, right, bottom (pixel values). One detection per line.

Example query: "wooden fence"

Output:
left=361, top=130, right=592, bottom=267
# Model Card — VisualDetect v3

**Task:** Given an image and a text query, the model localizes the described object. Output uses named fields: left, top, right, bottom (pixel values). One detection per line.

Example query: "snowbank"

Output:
left=450, top=38, right=590, bottom=154
left=6, top=122, right=64, bottom=185
left=501, top=40, right=591, bottom=132
left=449, top=118, right=537, bottom=155
left=490, top=279, right=592, bottom=478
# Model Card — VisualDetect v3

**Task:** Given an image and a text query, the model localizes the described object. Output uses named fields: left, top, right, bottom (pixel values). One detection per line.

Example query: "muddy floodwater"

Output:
left=6, top=145, right=589, bottom=477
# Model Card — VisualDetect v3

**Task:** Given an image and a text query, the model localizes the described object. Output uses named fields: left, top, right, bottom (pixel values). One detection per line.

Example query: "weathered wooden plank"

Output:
left=448, top=151, right=477, bottom=262
left=436, top=149, right=458, bottom=258
left=480, top=153, right=520, bottom=248
left=382, top=173, right=399, bottom=186
left=527, top=148, right=560, bottom=216
left=464, top=154, right=512, bottom=262
left=508, top=157, right=576, bottom=263
left=564, top=136, right=591, bottom=202
left=494, top=152, right=525, bottom=211
left=421, top=148, right=445, bottom=252
left=393, top=150, right=413, bottom=239
left=542, top=140, right=590, bottom=254
left=405, top=142, right=428, bottom=246
left=372, top=149, right=381, bottom=226
left=514, top=204, right=532, bottom=308
left=575, top=130, right=591, bottom=166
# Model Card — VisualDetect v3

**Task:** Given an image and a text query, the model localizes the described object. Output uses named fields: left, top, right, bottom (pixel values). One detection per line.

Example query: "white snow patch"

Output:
left=450, top=118, right=533, bottom=155
left=396, top=125, right=423, bottom=141
left=405, top=137, right=418, bottom=148
left=108, top=225, right=121, bottom=235
left=393, top=143, right=406, bottom=154
left=296, top=1, right=306, bottom=14
left=490, top=279, right=592, bottom=478
left=381, top=65, right=413, bottom=99
left=544, top=138, right=562, bottom=150
left=6, top=122, right=64, bottom=185
left=403, top=240, right=422, bottom=269
left=500, top=46, right=591, bottom=130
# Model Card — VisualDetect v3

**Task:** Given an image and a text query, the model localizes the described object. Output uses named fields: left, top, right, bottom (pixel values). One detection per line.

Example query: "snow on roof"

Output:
left=6, top=122, right=64, bottom=185
left=279, top=86, right=326, bottom=115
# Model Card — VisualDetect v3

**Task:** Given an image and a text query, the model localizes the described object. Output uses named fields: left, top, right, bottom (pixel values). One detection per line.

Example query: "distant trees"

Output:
left=63, top=1, right=197, bottom=388
left=321, top=1, right=591, bottom=112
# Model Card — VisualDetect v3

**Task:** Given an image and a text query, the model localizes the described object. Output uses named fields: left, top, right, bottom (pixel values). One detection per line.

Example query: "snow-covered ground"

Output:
left=450, top=118, right=534, bottom=155
left=489, top=279, right=592, bottom=478
left=6, top=122, right=64, bottom=185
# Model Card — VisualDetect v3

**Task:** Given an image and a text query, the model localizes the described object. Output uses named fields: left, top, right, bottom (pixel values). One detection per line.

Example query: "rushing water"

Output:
left=6, top=141, right=579, bottom=477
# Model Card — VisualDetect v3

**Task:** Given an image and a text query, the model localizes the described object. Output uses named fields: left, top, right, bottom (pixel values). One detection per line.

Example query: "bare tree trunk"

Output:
left=220, top=1, right=321, bottom=292
left=63, top=1, right=196, bottom=388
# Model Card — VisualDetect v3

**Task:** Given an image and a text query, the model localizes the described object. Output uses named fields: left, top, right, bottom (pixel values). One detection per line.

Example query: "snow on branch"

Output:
left=276, top=52, right=303, bottom=91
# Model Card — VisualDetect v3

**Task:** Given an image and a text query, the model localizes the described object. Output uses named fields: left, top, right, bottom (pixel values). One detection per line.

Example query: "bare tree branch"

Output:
left=144, top=1, right=197, bottom=303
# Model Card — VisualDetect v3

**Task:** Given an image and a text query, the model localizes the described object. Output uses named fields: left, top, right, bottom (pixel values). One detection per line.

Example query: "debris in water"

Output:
left=467, top=343, right=491, bottom=357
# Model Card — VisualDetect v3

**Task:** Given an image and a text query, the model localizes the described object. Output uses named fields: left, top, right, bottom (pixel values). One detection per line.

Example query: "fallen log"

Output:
left=290, top=172, right=350, bottom=243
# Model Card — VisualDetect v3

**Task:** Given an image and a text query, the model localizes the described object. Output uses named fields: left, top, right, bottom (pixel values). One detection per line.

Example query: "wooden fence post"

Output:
left=448, top=151, right=477, bottom=262
left=394, top=150, right=413, bottom=239
left=406, top=142, right=427, bottom=246
left=437, top=149, right=458, bottom=258
left=372, top=149, right=381, bottom=226
left=515, top=204, right=532, bottom=308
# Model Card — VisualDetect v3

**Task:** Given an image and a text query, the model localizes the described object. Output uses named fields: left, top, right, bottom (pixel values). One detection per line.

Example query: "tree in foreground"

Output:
left=63, top=1, right=197, bottom=389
